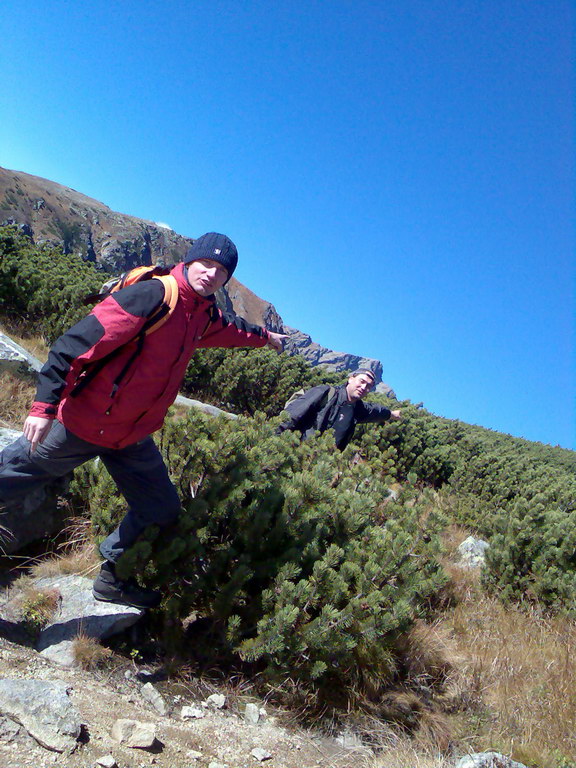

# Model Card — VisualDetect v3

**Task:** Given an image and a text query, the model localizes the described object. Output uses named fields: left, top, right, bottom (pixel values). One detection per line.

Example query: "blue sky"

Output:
left=1, top=1, right=574, bottom=449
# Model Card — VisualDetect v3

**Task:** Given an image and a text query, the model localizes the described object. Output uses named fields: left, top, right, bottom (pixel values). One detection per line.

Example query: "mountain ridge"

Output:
left=0, top=166, right=394, bottom=395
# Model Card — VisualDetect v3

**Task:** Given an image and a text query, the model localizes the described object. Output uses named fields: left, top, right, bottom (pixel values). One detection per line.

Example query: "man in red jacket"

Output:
left=0, top=233, right=285, bottom=608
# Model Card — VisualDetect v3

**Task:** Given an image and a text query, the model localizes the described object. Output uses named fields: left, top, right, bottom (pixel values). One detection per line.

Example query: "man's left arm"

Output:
left=197, top=308, right=286, bottom=351
left=356, top=401, right=402, bottom=424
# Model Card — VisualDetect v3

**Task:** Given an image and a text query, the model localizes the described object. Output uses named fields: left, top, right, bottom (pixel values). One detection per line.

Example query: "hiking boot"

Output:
left=92, top=562, right=161, bottom=609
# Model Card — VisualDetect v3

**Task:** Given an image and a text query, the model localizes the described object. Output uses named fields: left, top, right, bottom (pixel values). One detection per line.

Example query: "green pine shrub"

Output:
left=70, top=409, right=447, bottom=707
left=0, top=224, right=102, bottom=342
left=182, top=346, right=343, bottom=416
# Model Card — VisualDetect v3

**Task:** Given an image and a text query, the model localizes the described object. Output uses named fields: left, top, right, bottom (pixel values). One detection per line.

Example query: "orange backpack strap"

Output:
left=141, top=275, right=180, bottom=335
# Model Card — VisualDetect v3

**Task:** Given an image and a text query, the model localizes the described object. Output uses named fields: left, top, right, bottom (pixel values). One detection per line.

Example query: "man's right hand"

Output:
left=23, top=416, right=53, bottom=452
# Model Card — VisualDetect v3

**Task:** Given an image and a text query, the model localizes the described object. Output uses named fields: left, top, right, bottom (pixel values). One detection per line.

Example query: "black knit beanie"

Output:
left=184, top=232, right=238, bottom=282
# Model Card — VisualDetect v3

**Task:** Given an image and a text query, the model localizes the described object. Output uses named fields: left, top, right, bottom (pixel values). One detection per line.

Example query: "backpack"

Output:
left=73, top=266, right=187, bottom=399
left=84, top=265, right=179, bottom=336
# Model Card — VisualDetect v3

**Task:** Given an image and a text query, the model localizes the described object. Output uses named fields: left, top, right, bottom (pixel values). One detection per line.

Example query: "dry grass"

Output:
left=19, top=585, right=60, bottom=631
left=365, top=558, right=576, bottom=768
left=72, top=631, right=113, bottom=669
left=447, top=594, right=576, bottom=766
left=371, top=744, right=453, bottom=768
left=0, top=320, right=48, bottom=427
left=29, top=541, right=101, bottom=580
left=0, top=371, right=36, bottom=429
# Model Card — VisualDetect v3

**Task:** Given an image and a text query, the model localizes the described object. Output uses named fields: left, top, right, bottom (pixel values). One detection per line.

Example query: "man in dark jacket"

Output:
left=277, top=369, right=401, bottom=450
left=0, top=232, right=285, bottom=608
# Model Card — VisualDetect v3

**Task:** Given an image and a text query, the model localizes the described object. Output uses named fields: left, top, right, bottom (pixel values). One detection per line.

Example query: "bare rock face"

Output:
left=33, top=574, right=144, bottom=666
left=0, top=429, right=71, bottom=554
left=1, top=166, right=396, bottom=392
left=0, top=679, right=82, bottom=752
left=0, top=332, right=43, bottom=381
left=0, top=167, right=191, bottom=271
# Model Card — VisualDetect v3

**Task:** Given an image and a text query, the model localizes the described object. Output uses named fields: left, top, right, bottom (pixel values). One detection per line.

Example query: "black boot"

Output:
left=92, top=562, right=161, bottom=609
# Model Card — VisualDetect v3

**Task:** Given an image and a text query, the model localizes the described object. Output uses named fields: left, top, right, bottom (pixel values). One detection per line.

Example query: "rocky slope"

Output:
left=0, top=167, right=394, bottom=395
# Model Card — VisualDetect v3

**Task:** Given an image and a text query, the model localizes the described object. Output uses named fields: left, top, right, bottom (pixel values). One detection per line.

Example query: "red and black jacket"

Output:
left=29, top=262, right=269, bottom=448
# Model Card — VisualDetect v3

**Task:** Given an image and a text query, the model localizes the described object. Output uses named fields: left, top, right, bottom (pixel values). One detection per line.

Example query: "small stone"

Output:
left=244, top=702, right=260, bottom=724
left=208, top=763, right=228, bottom=768
left=205, top=693, right=226, bottom=709
left=181, top=706, right=205, bottom=720
left=251, top=747, right=272, bottom=761
left=187, top=750, right=203, bottom=760
left=94, top=756, right=118, bottom=768
left=140, top=682, right=167, bottom=715
left=111, top=719, right=156, bottom=748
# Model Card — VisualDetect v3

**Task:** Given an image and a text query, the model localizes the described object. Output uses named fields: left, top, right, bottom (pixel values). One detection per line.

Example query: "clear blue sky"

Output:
left=1, top=1, right=574, bottom=450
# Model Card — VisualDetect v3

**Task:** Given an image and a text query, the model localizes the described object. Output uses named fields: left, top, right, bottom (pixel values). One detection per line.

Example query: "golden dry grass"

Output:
left=29, top=541, right=101, bottom=580
left=72, top=631, right=113, bottom=669
left=365, top=550, right=576, bottom=768
left=18, top=585, right=60, bottom=631
left=0, top=321, right=48, bottom=428
left=447, top=594, right=576, bottom=766
left=0, top=372, right=35, bottom=429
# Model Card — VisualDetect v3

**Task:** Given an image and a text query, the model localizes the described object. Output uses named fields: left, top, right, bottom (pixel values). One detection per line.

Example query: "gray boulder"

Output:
left=0, top=331, right=43, bottom=381
left=111, top=718, right=156, bottom=748
left=174, top=394, right=238, bottom=419
left=0, top=678, right=82, bottom=752
left=0, top=427, right=21, bottom=452
left=457, top=536, right=490, bottom=569
left=0, top=430, right=71, bottom=554
left=33, top=574, right=144, bottom=666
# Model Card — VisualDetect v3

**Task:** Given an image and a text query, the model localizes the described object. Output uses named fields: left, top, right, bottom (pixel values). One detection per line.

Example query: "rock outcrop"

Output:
left=0, top=333, right=43, bottom=381
left=0, top=679, right=82, bottom=753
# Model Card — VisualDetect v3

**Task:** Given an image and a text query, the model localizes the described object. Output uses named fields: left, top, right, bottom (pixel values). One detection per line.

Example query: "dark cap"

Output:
left=184, top=232, right=238, bottom=282
left=350, top=368, right=376, bottom=381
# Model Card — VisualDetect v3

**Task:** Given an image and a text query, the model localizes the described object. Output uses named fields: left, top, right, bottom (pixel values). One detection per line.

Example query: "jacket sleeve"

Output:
left=29, top=281, right=165, bottom=419
left=196, top=307, right=269, bottom=350
left=354, top=400, right=392, bottom=424
left=276, top=385, right=331, bottom=434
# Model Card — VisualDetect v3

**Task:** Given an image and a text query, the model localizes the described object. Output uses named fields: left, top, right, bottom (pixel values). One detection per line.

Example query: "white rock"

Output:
left=187, top=749, right=203, bottom=760
left=456, top=752, right=526, bottom=768
left=181, top=706, right=205, bottom=719
left=244, top=702, right=260, bottom=724
left=94, top=756, right=118, bottom=768
left=251, top=747, right=272, bottom=761
left=208, top=763, right=228, bottom=768
left=205, top=693, right=226, bottom=709
left=457, top=536, right=490, bottom=568
left=140, top=682, right=167, bottom=715
left=111, top=718, right=156, bottom=748
left=456, top=753, right=528, bottom=768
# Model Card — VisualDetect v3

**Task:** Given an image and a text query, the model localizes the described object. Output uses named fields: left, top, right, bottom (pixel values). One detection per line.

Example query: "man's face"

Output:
left=187, top=258, right=229, bottom=296
left=346, top=373, right=375, bottom=401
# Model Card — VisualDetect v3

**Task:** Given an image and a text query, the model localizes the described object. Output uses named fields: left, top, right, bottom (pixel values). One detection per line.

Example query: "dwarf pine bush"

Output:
left=72, top=410, right=447, bottom=701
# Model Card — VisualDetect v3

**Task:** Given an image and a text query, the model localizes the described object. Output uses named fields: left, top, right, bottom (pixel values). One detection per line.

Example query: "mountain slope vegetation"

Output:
left=1, top=224, right=575, bottom=765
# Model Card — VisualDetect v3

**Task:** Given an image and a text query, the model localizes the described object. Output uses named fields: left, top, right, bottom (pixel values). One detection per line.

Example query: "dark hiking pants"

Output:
left=0, top=420, right=181, bottom=563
